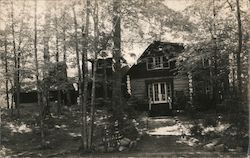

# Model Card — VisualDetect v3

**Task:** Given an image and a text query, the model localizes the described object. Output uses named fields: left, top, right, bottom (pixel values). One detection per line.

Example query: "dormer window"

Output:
left=97, top=62, right=104, bottom=68
left=147, top=56, right=170, bottom=70
left=202, top=57, right=210, bottom=68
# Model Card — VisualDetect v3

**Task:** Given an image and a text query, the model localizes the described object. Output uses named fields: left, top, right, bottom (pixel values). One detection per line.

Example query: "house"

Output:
left=18, top=88, right=78, bottom=105
left=126, top=41, right=189, bottom=116
left=17, top=62, right=78, bottom=105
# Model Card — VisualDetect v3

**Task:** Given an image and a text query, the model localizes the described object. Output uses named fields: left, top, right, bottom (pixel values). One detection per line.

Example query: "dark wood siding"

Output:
left=173, top=76, right=189, bottom=95
left=130, top=77, right=174, bottom=100
left=130, top=78, right=146, bottom=100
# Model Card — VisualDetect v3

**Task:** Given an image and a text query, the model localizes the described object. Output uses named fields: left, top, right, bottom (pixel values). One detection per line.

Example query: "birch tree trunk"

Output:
left=236, top=0, right=242, bottom=96
left=88, top=0, right=99, bottom=149
left=81, top=0, right=90, bottom=150
left=62, top=9, right=72, bottom=106
left=212, top=0, right=218, bottom=109
left=54, top=1, right=62, bottom=114
left=247, top=30, right=250, bottom=158
left=4, top=33, right=9, bottom=109
left=73, top=4, right=86, bottom=150
left=11, top=0, right=20, bottom=117
left=16, top=1, right=26, bottom=116
left=43, top=6, right=51, bottom=116
left=34, top=0, right=45, bottom=147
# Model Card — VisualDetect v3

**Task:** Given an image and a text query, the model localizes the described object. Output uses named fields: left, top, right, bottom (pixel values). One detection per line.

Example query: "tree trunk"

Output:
left=43, top=12, right=51, bottom=116
left=54, top=1, right=62, bottom=114
left=34, top=0, right=45, bottom=147
left=73, top=5, right=86, bottom=150
left=4, top=33, right=10, bottom=109
left=212, top=0, right=218, bottom=109
left=62, top=9, right=72, bottom=106
left=57, top=91, right=62, bottom=114
left=236, top=0, right=242, bottom=96
left=247, top=30, right=250, bottom=158
left=42, top=3, right=51, bottom=117
left=16, top=1, right=26, bottom=117
left=11, top=0, right=20, bottom=117
left=11, top=83, right=14, bottom=115
left=88, top=59, right=96, bottom=149
left=81, top=0, right=90, bottom=150
left=88, top=0, right=99, bottom=149
left=103, top=59, right=108, bottom=99
left=112, top=0, right=123, bottom=120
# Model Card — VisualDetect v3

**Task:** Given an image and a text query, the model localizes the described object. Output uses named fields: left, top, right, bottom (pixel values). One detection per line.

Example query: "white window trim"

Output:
left=148, top=82, right=172, bottom=104
left=147, top=56, right=170, bottom=70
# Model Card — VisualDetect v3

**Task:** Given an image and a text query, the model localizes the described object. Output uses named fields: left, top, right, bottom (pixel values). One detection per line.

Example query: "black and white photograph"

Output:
left=0, top=0, right=249, bottom=157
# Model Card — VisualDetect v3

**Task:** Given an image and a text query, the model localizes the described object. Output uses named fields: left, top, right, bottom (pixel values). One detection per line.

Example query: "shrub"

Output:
left=124, top=97, right=148, bottom=118
left=127, top=97, right=147, bottom=112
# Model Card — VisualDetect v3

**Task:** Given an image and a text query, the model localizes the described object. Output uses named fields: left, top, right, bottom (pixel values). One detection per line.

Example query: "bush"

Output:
left=102, top=116, right=139, bottom=150
left=127, top=97, right=147, bottom=112
left=124, top=97, right=148, bottom=118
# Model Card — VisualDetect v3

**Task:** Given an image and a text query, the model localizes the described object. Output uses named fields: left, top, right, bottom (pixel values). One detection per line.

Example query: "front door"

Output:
left=148, top=82, right=172, bottom=110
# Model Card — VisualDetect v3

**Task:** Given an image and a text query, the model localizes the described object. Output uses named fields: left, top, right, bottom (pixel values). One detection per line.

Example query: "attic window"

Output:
left=97, top=62, right=103, bottom=68
left=202, top=57, right=210, bottom=68
left=147, top=56, right=170, bottom=70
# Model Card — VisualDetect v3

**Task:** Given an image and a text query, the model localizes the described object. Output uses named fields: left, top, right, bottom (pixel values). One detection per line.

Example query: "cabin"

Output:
left=17, top=62, right=78, bottom=105
left=126, top=41, right=189, bottom=116
left=17, top=86, right=78, bottom=105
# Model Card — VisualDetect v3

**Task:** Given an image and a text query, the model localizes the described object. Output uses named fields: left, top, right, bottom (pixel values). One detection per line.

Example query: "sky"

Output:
left=165, top=0, right=194, bottom=11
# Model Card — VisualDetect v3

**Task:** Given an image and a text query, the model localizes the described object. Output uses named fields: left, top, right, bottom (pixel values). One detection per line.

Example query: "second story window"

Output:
left=154, top=56, right=162, bottom=68
left=202, top=57, right=210, bottom=68
left=147, top=56, right=170, bottom=70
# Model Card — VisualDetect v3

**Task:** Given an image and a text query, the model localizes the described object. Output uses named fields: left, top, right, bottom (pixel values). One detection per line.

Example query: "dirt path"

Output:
left=80, top=116, right=247, bottom=158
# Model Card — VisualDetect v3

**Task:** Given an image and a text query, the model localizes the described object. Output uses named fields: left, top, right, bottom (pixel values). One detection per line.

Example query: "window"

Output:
left=163, top=56, right=170, bottom=68
left=147, top=56, right=170, bottom=70
left=147, top=57, right=154, bottom=69
left=154, top=57, right=162, bottom=68
left=148, top=82, right=172, bottom=104
left=97, top=62, right=103, bottom=68
left=202, top=57, right=210, bottom=68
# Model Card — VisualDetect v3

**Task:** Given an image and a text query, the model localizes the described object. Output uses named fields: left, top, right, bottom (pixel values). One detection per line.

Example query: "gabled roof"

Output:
left=137, top=41, right=184, bottom=61
left=126, top=41, right=184, bottom=79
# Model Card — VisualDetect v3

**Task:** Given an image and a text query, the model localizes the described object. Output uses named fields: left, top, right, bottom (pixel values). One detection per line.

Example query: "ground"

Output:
left=0, top=104, right=248, bottom=157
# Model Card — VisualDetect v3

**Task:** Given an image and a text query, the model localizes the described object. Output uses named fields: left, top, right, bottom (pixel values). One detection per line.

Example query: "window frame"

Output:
left=148, top=82, right=172, bottom=104
left=147, top=56, right=170, bottom=70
